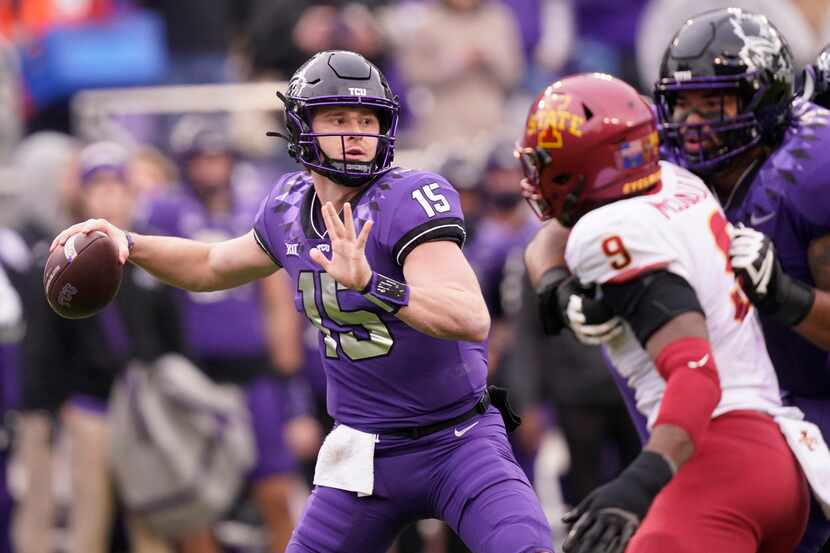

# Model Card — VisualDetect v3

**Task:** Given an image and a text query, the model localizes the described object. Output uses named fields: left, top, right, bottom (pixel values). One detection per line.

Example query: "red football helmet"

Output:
left=516, top=73, right=661, bottom=226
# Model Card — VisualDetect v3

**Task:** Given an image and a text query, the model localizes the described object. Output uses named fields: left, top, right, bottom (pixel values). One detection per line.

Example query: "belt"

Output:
left=386, top=389, right=491, bottom=440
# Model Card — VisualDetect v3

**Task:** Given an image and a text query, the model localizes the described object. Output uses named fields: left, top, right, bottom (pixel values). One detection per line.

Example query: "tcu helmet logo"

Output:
left=730, top=12, right=785, bottom=73
left=57, top=283, right=78, bottom=307
left=349, top=88, right=368, bottom=96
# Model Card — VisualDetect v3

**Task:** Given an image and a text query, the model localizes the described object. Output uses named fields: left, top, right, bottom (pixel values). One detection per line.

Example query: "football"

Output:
left=43, top=231, right=123, bottom=319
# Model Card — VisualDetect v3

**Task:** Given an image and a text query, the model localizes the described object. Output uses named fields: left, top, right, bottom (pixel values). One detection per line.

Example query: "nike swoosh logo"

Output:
left=687, top=354, right=709, bottom=369
left=454, top=421, right=479, bottom=438
left=750, top=211, right=775, bottom=226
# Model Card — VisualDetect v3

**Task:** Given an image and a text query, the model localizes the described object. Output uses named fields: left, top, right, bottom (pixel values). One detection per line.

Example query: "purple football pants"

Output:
left=789, top=397, right=830, bottom=553
left=286, top=407, right=554, bottom=553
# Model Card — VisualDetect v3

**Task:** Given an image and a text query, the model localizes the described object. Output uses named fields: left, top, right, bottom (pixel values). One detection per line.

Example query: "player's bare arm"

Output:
left=523, top=218, right=569, bottom=287
left=51, top=219, right=279, bottom=292
left=400, top=240, right=489, bottom=342
left=310, top=201, right=489, bottom=342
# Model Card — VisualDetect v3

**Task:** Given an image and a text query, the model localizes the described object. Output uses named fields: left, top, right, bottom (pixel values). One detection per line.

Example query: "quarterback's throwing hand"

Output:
left=49, top=218, right=131, bottom=264
left=728, top=224, right=814, bottom=326
left=310, top=201, right=374, bottom=291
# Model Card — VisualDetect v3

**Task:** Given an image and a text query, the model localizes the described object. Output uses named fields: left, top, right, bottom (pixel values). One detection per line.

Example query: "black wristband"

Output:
left=623, top=450, right=674, bottom=501
left=361, top=271, right=410, bottom=314
left=772, top=274, right=815, bottom=327
left=535, top=266, right=571, bottom=335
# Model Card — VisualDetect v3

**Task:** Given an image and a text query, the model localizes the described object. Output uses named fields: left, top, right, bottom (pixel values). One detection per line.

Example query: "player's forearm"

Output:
left=645, top=314, right=717, bottom=472
left=524, top=221, right=570, bottom=287
left=645, top=424, right=693, bottom=473
left=396, top=284, right=490, bottom=342
left=794, top=289, right=830, bottom=350
left=128, top=233, right=225, bottom=292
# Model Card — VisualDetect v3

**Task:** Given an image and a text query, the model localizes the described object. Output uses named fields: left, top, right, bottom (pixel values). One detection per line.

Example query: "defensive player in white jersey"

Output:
left=519, top=73, right=810, bottom=553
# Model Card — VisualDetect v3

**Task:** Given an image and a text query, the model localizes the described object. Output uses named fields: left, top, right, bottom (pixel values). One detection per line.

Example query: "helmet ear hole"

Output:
left=582, top=104, right=594, bottom=120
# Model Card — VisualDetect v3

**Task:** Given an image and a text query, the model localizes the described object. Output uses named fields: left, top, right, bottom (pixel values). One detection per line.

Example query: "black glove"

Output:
left=562, top=451, right=673, bottom=553
left=536, top=268, right=622, bottom=343
left=535, top=266, right=571, bottom=335
left=729, top=225, right=815, bottom=326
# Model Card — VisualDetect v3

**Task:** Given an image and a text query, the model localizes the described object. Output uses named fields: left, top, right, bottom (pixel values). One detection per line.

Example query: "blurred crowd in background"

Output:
left=1, top=0, right=830, bottom=552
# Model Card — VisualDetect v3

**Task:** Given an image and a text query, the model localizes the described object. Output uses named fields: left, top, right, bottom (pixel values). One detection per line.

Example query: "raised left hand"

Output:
left=309, top=201, right=374, bottom=291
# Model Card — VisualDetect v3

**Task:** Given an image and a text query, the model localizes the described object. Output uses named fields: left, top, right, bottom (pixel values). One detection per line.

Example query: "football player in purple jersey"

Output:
left=50, top=50, right=554, bottom=553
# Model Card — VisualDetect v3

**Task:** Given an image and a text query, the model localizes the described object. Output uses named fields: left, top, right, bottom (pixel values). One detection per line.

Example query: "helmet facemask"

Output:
left=654, top=8, right=796, bottom=175
left=516, top=145, right=585, bottom=228
left=280, top=92, right=399, bottom=187
left=656, top=74, right=766, bottom=174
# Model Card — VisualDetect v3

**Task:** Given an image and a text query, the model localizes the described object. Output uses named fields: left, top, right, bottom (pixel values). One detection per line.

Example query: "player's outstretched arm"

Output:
left=50, top=219, right=279, bottom=292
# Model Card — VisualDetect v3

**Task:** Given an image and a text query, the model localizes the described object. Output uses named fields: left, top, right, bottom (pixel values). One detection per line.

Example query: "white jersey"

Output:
left=565, top=161, right=783, bottom=429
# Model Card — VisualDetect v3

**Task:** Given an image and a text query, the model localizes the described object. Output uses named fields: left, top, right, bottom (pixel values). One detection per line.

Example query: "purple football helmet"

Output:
left=654, top=8, right=795, bottom=174
left=276, top=50, right=399, bottom=187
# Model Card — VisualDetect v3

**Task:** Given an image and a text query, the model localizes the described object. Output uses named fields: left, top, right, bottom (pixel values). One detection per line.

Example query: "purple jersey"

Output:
left=143, top=179, right=268, bottom=360
left=253, top=168, right=487, bottom=432
left=724, top=100, right=830, bottom=398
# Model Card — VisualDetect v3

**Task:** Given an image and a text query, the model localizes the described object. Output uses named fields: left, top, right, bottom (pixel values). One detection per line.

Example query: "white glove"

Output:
left=565, top=293, right=624, bottom=346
